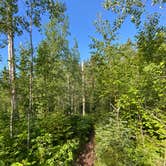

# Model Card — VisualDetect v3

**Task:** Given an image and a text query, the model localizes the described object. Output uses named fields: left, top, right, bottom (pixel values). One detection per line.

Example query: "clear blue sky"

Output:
left=65, top=0, right=166, bottom=60
left=0, top=0, right=166, bottom=70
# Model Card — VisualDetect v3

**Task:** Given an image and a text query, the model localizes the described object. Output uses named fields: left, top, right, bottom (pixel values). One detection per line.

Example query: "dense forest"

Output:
left=0, top=0, right=166, bottom=165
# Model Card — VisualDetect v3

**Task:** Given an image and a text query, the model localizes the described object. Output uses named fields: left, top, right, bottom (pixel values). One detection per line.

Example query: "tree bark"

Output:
left=8, top=32, right=16, bottom=139
left=82, top=62, right=85, bottom=116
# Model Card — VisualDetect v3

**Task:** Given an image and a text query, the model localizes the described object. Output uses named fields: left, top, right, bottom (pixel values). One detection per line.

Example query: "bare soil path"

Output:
left=76, top=133, right=95, bottom=166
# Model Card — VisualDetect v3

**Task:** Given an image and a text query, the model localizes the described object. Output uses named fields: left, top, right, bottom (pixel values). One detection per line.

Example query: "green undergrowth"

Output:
left=0, top=112, right=94, bottom=166
left=94, top=112, right=166, bottom=166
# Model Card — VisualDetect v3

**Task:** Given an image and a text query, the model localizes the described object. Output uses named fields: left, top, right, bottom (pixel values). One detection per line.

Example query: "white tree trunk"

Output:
left=82, top=62, right=85, bottom=116
left=8, top=32, right=16, bottom=138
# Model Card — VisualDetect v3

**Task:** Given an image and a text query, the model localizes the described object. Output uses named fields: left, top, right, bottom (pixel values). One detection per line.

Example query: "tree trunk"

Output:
left=82, top=62, right=85, bottom=116
left=27, top=3, right=34, bottom=148
left=67, top=74, right=71, bottom=114
left=8, top=32, right=16, bottom=139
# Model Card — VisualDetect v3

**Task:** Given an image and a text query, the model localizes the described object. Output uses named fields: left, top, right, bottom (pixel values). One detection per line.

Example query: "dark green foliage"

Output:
left=70, top=115, right=94, bottom=142
left=0, top=111, right=94, bottom=165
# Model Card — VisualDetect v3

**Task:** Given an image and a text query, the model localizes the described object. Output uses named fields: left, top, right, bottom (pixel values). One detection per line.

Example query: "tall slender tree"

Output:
left=0, top=0, right=21, bottom=138
left=81, top=61, right=85, bottom=116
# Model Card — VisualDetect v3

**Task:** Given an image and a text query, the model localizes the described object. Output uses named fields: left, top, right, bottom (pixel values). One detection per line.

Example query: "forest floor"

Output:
left=76, top=132, right=95, bottom=166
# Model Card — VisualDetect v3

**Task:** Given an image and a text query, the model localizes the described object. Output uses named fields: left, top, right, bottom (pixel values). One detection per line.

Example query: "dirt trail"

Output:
left=76, top=133, right=95, bottom=166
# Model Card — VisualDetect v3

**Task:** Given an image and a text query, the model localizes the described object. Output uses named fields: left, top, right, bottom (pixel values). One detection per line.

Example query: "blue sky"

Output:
left=65, top=0, right=136, bottom=60
left=0, top=0, right=166, bottom=70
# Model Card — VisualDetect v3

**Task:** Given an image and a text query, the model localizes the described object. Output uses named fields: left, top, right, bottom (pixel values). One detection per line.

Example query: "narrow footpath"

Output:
left=76, top=133, right=95, bottom=166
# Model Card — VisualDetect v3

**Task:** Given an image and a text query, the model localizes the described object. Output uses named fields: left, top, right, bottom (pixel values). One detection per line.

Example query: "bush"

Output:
left=95, top=115, right=166, bottom=166
left=95, top=117, right=135, bottom=166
